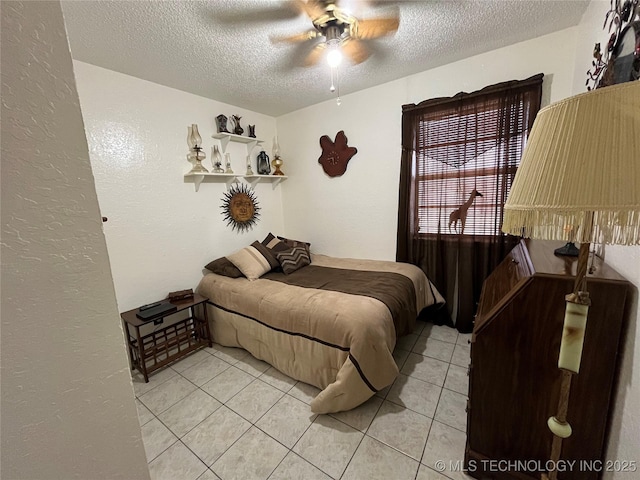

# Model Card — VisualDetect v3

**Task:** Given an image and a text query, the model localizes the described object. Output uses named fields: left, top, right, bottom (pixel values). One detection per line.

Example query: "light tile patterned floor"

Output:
left=133, top=323, right=475, bottom=480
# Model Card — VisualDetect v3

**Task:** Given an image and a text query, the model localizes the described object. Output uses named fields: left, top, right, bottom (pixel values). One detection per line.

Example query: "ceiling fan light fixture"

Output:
left=272, top=0, right=399, bottom=99
left=327, top=43, right=343, bottom=68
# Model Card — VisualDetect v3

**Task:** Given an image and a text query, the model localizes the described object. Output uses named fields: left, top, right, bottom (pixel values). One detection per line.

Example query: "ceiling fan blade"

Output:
left=270, top=30, right=319, bottom=44
left=342, top=39, right=370, bottom=65
left=354, top=12, right=400, bottom=40
left=291, top=0, right=327, bottom=20
left=304, top=43, right=326, bottom=66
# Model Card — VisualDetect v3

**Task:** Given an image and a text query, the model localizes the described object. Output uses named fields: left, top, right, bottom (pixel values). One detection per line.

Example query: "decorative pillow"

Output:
left=251, top=241, right=280, bottom=270
left=204, top=257, right=243, bottom=278
left=277, top=236, right=311, bottom=255
left=262, top=232, right=289, bottom=252
left=227, top=243, right=273, bottom=280
left=275, top=245, right=312, bottom=274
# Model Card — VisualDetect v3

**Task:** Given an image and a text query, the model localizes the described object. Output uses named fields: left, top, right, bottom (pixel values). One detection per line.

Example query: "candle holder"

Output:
left=224, top=153, right=234, bottom=174
left=245, top=154, right=254, bottom=176
left=271, top=136, right=285, bottom=176
left=211, top=145, right=224, bottom=173
left=187, top=124, right=207, bottom=173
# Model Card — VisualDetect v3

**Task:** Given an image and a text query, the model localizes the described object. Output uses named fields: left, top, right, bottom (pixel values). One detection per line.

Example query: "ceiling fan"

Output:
left=270, top=0, right=400, bottom=68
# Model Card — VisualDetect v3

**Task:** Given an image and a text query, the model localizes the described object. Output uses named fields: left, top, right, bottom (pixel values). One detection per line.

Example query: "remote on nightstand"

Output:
left=139, top=302, right=162, bottom=311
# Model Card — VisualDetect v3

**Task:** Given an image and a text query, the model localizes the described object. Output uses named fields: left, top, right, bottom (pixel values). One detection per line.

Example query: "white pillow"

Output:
left=227, top=245, right=272, bottom=281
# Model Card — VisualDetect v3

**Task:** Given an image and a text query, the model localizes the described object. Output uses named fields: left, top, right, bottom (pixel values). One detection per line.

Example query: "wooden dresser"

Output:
left=465, top=240, right=629, bottom=480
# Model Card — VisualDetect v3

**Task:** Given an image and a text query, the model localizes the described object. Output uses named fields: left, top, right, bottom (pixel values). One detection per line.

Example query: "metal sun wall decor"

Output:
left=586, top=0, right=640, bottom=89
left=318, top=130, right=358, bottom=177
left=221, top=183, right=261, bottom=232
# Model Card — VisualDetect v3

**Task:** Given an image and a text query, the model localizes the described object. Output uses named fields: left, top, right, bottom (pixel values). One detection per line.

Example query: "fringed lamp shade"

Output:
left=502, top=81, right=640, bottom=245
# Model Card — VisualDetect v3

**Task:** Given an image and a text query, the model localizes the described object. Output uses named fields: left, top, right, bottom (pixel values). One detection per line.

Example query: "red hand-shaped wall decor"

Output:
left=318, top=130, right=358, bottom=177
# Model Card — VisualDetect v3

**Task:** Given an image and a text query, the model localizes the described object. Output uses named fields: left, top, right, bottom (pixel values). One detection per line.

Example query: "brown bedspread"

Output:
left=263, top=266, right=417, bottom=337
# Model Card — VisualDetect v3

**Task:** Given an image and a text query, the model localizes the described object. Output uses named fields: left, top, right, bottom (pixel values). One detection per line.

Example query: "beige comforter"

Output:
left=196, top=254, right=444, bottom=413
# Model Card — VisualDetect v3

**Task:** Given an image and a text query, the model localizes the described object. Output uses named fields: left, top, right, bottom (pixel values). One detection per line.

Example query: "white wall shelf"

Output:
left=184, top=172, right=287, bottom=192
left=244, top=175, right=287, bottom=189
left=212, top=132, right=264, bottom=154
left=184, top=173, right=237, bottom=192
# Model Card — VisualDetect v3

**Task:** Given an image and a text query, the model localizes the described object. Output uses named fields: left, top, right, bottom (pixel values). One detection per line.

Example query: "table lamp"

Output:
left=502, top=81, right=639, bottom=480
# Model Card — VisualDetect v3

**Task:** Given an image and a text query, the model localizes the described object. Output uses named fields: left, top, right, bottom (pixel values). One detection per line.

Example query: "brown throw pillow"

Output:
left=204, top=257, right=244, bottom=278
left=277, top=236, right=311, bottom=256
left=275, top=245, right=312, bottom=274
left=262, top=232, right=289, bottom=252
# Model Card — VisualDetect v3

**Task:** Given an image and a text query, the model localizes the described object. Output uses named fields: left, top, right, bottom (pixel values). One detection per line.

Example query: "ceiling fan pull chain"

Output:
left=330, top=67, right=336, bottom=92
left=336, top=66, right=342, bottom=106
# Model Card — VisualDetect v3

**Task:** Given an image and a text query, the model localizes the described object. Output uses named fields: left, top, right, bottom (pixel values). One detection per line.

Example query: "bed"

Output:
left=196, top=252, right=444, bottom=414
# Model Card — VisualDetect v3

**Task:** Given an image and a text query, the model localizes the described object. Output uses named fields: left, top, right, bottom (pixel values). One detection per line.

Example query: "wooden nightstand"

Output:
left=120, top=294, right=212, bottom=382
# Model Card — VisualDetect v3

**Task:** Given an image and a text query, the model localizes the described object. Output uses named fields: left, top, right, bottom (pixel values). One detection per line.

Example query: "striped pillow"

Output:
left=275, top=246, right=312, bottom=274
left=251, top=241, right=280, bottom=270
left=227, top=243, right=273, bottom=280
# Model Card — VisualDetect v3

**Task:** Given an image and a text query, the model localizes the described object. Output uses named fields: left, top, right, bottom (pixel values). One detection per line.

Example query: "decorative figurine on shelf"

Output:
left=216, top=114, right=229, bottom=133
left=271, top=136, right=285, bottom=176
left=248, top=125, right=256, bottom=138
left=231, top=115, right=244, bottom=136
left=211, top=145, right=224, bottom=173
left=224, top=152, right=234, bottom=174
left=187, top=124, right=208, bottom=173
left=245, top=154, right=254, bottom=176
left=257, top=150, right=271, bottom=175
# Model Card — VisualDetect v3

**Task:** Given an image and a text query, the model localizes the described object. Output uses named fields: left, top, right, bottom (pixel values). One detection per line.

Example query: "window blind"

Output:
left=416, top=92, right=536, bottom=236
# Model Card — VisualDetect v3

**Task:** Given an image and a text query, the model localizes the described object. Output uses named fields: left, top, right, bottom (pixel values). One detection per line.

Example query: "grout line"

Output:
left=142, top=418, right=179, bottom=465
left=200, top=406, right=253, bottom=472
left=337, top=429, right=366, bottom=479
left=363, top=427, right=427, bottom=465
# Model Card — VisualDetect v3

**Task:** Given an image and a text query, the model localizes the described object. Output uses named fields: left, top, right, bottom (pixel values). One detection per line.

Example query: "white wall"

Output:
left=571, top=2, right=640, bottom=477
left=1, top=2, right=150, bottom=479
left=276, top=27, right=578, bottom=260
left=73, top=62, right=283, bottom=311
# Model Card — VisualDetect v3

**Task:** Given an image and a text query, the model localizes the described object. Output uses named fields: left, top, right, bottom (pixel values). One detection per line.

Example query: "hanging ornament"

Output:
left=221, top=183, right=261, bottom=232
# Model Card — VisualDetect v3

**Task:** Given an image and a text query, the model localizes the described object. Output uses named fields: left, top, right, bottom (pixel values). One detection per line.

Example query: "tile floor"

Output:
left=132, top=322, right=474, bottom=480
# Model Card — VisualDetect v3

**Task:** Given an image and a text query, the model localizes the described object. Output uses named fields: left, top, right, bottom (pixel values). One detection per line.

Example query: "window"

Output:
left=414, top=82, right=540, bottom=236
left=396, top=74, right=543, bottom=332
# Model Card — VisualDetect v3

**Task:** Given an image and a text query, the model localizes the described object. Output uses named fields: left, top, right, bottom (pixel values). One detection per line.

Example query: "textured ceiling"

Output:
left=61, top=0, right=590, bottom=117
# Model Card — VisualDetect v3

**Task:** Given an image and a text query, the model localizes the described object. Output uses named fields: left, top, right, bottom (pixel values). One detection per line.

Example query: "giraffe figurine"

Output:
left=448, top=189, right=483, bottom=234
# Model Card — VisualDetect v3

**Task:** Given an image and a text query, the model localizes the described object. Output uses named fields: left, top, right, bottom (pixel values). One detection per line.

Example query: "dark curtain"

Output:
left=397, top=74, right=543, bottom=333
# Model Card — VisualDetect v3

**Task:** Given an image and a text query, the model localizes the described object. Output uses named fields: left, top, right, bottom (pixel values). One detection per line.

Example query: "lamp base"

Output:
left=554, top=242, right=580, bottom=257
